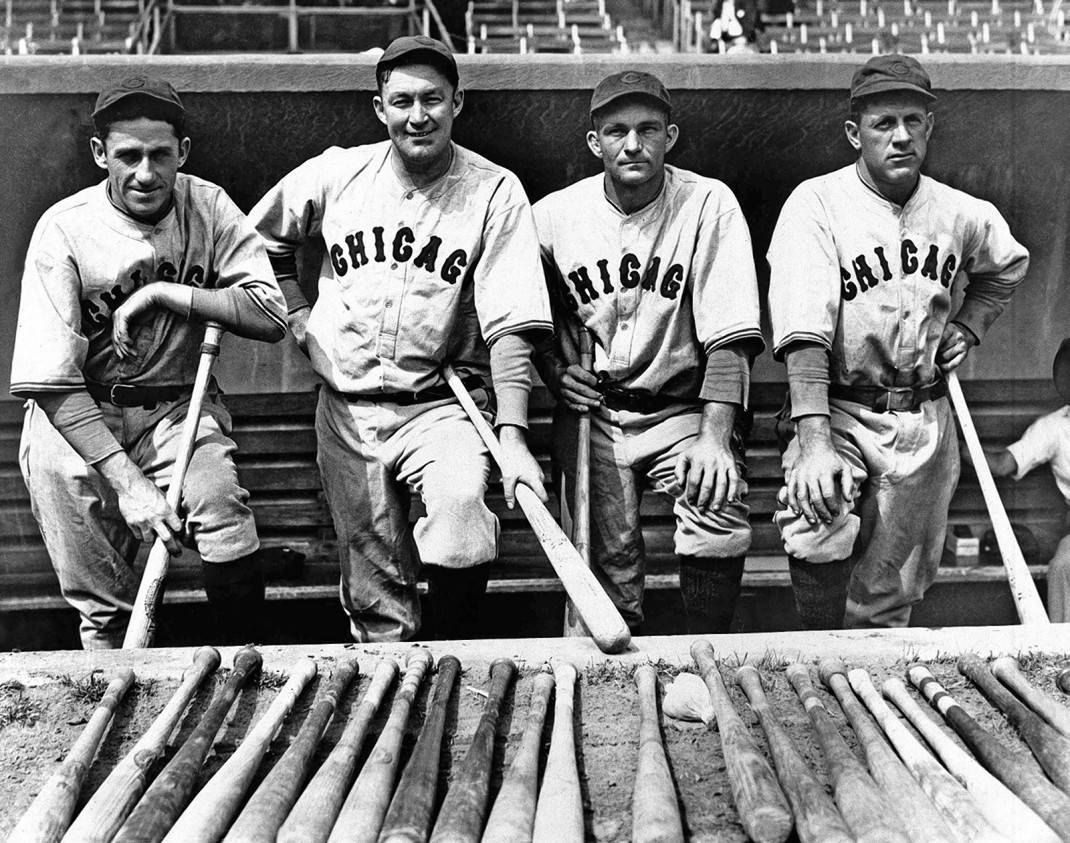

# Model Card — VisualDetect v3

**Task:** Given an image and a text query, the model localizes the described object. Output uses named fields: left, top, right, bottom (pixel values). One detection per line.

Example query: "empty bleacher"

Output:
left=2, top=0, right=143, bottom=54
left=466, top=0, right=630, bottom=53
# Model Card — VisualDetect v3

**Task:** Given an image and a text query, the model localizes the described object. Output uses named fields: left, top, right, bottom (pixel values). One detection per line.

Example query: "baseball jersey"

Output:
left=768, top=165, right=1028, bottom=389
left=249, top=141, right=553, bottom=395
left=10, top=174, right=285, bottom=395
left=533, top=166, right=763, bottom=401
left=1008, top=406, right=1070, bottom=504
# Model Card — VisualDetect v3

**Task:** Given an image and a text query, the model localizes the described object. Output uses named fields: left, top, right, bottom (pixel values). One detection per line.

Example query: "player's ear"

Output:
left=665, top=122, right=680, bottom=153
left=451, top=87, right=464, bottom=118
left=373, top=94, right=387, bottom=127
left=90, top=136, right=107, bottom=170
left=844, top=119, right=861, bottom=152
left=586, top=129, right=603, bottom=160
left=924, top=111, right=934, bottom=140
left=177, top=137, right=191, bottom=168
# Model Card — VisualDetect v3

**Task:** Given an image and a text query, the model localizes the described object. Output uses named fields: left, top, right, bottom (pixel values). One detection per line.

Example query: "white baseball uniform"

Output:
left=534, top=165, right=763, bottom=626
left=11, top=174, right=286, bottom=648
left=250, top=140, right=552, bottom=642
left=768, top=164, right=1029, bottom=627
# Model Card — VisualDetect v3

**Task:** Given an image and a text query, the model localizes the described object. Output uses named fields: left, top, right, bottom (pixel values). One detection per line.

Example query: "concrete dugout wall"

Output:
left=1, top=54, right=1068, bottom=398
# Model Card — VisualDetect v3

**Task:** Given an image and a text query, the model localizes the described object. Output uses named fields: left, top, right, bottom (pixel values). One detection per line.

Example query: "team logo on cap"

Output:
left=888, top=60, right=911, bottom=75
left=620, top=71, right=644, bottom=85
left=121, top=75, right=147, bottom=89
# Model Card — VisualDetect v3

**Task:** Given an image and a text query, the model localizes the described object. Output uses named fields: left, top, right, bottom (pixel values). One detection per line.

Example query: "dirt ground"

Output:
left=1, top=641, right=1069, bottom=841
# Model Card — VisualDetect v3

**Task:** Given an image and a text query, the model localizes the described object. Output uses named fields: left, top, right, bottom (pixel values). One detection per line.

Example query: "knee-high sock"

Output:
left=423, top=563, right=490, bottom=641
left=788, top=555, right=851, bottom=630
left=678, top=555, right=745, bottom=634
left=202, top=552, right=265, bottom=645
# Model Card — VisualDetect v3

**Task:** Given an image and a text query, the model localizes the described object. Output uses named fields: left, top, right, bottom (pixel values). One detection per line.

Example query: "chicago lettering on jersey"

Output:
left=840, top=238, right=958, bottom=301
left=555, top=253, right=685, bottom=311
left=80, top=259, right=217, bottom=335
left=327, top=226, right=470, bottom=285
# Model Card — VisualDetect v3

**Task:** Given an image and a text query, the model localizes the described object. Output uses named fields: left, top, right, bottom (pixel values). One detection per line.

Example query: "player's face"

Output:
left=587, top=101, right=679, bottom=190
left=90, top=117, right=189, bottom=224
left=846, top=94, right=933, bottom=204
left=374, top=64, right=463, bottom=177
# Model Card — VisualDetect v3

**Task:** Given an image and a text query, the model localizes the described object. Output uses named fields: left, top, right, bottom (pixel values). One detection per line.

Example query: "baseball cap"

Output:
left=376, top=35, right=458, bottom=88
left=590, top=71, right=671, bottom=115
left=849, top=54, right=937, bottom=103
left=92, top=75, right=185, bottom=119
left=1053, top=338, right=1070, bottom=404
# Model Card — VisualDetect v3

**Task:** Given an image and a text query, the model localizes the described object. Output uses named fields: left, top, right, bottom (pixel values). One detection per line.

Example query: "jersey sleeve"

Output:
left=767, top=183, right=841, bottom=360
left=1007, top=410, right=1062, bottom=480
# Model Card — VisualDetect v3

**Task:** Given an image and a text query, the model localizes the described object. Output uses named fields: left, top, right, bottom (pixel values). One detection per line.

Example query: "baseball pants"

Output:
left=19, top=394, right=259, bottom=649
left=1045, top=534, right=1070, bottom=623
left=315, top=385, right=498, bottom=643
left=775, top=396, right=960, bottom=628
left=555, top=404, right=751, bottom=628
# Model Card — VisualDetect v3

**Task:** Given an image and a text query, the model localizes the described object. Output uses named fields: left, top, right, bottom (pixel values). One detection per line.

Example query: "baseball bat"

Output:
left=224, top=658, right=361, bottom=842
left=785, top=662, right=908, bottom=843
left=991, top=655, right=1070, bottom=737
left=691, top=641, right=792, bottom=843
left=948, top=371, right=1050, bottom=625
left=429, top=659, right=517, bottom=843
left=62, top=646, right=221, bottom=843
left=563, top=328, right=593, bottom=639
left=124, top=322, right=225, bottom=648
left=848, top=669, right=1008, bottom=843
left=279, top=658, right=399, bottom=843
left=908, top=663, right=1070, bottom=838
left=481, top=671, right=555, bottom=843
left=378, top=654, right=462, bottom=843
left=531, top=661, right=583, bottom=843
left=959, top=656, right=1070, bottom=794
left=161, top=657, right=319, bottom=843
left=882, top=675, right=1060, bottom=843
left=326, top=650, right=433, bottom=843
left=113, top=647, right=262, bottom=843
left=9, top=668, right=135, bottom=843
left=443, top=364, right=630, bottom=655
left=631, top=664, right=684, bottom=843
left=734, top=665, right=853, bottom=843
left=1058, top=668, right=1070, bottom=696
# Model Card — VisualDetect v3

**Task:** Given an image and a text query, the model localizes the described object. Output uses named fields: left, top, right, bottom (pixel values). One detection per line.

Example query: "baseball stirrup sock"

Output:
left=788, top=555, right=851, bottom=630
left=424, top=563, right=490, bottom=640
left=678, top=555, right=745, bottom=634
left=202, top=552, right=265, bottom=645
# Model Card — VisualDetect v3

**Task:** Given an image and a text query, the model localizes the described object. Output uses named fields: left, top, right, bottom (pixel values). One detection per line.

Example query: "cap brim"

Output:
left=92, top=90, right=185, bottom=117
left=852, top=80, right=937, bottom=102
left=590, top=90, right=670, bottom=115
left=1053, top=338, right=1070, bottom=403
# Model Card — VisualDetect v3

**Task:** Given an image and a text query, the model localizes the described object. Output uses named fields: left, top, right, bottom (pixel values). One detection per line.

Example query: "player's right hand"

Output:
left=553, top=364, right=602, bottom=413
left=785, top=420, right=855, bottom=525
left=100, top=455, right=184, bottom=555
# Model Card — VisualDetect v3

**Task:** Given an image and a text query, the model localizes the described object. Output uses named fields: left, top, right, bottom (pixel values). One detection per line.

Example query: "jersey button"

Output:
left=405, top=192, right=414, bottom=200
left=621, top=323, right=629, bottom=331
left=391, top=263, right=398, bottom=269
left=385, top=300, right=394, bottom=308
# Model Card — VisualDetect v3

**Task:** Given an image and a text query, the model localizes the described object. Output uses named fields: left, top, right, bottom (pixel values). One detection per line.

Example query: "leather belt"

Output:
left=341, top=375, right=485, bottom=406
left=598, top=383, right=695, bottom=414
left=85, top=381, right=192, bottom=409
left=829, top=379, right=948, bottom=413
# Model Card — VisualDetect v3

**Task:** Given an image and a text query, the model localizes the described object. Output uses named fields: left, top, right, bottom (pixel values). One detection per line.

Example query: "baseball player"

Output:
left=249, top=35, right=552, bottom=642
left=768, top=54, right=1029, bottom=629
left=10, top=76, right=287, bottom=648
left=533, top=71, right=764, bottom=633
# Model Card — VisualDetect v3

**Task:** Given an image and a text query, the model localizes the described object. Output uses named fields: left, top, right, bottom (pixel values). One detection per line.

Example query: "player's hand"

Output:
left=498, top=426, right=548, bottom=509
left=937, top=322, right=977, bottom=373
left=112, top=286, right=162, bottom=361
left=785, top=416, right=856, bottom=526
left=96, top=452, right=183, bottom=554
left=673, top=434, right=739, bottom=513
left=548, top=364, right=602, bottom=413
left=289, top=307, right=311, bottom=356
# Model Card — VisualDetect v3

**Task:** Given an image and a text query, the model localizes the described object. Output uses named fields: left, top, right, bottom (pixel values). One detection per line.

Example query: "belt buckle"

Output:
left=108, top=383, right=138, bottom=406
left=876, top=387, right=917, bottom=413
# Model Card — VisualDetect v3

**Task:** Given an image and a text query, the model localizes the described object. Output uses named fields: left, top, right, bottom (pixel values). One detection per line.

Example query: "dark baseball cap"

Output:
left=590, top=71, right=671, bottom=115
left=849, top=54, right=937, bottom=103
left=92, top=75, right=185, bottom=118
left=376, top=35, right=458, bottom=87
left=1053, top=338, right=1070, bottom=404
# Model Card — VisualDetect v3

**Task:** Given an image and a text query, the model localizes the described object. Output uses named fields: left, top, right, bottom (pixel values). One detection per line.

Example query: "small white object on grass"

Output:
left=662, top=672, right=714, bottom=725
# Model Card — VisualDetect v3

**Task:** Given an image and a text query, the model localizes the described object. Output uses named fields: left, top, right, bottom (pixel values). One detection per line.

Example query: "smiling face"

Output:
left=91, top=117, right=189, bottom=224
left=587, top=97, right=678, bottom=194
left=374, top=63, right=463, bottom=179
left=846, top=92, right=934, bottom=205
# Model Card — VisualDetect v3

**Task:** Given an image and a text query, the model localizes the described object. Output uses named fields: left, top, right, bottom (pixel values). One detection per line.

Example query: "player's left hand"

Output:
left=673, top=436, right=739, bottom=513
left=499, top=425, right=548, bottom=509
left=937, top=322, right=977, bottom=373
left=112, top=285, right=162, bottom=360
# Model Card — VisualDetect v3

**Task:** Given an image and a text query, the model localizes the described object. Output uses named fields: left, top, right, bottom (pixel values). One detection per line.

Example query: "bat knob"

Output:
left=817, top=659, right=848, bottom=688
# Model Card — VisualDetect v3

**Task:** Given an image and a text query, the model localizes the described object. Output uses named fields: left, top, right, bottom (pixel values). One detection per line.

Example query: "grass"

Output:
left=0, top=682, right=44, bottom=729
left=58, top=671, right=110, bottom=704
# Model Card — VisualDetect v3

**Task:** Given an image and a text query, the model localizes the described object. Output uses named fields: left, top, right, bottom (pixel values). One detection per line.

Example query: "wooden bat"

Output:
left=907, top=663, right=1070, bottom=839
left=848, top=669, right=1008, bottom=843
left=481, top=671, right=555, bottom=843
left=1058, top=668, right=1070, bottom=696
left=631, top=664, right=684, bottom=843
left=691, top=641, right=792, bottom=843
left=443, top=364, right=630, bottom=655
left=531, top=662, right=583, bottom=843
left=113, top=647, right=262, bottom=843
left=958, top=657, right=1070, bottom=794
left=223, top=658, right=361, bottom=842
left=947, top=371, right=1050, bottom=625
left=326, top=650, right=433, bottom=843
left=563, top=328, right=593, bottom=639
left=9, top=668, right=135, bottom=843
left=991, top=656, right=1070, bottom=737
left=124, top=323, right=225, bottom=648
left=161, top=657, right=319, bottom=843
left=278, top=658, right=399, bottom=843
left=734, top=665, right=853, bottom=843
left=62, top=646, right=221, bottom=843
left=429, top=659, right=517, bottom=843
left=378, top=654, right=462, bottom=843
left=882, top=675, right=1060, bottom=843
left=784, top=662, right=909, bottom=843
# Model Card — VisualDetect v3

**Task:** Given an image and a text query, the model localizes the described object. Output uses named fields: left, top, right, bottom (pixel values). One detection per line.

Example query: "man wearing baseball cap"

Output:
left=250, top=36, right=552, bottom=642
left=767, top=54, right=1029, bottom=628
left=10, top=75, right=287, bottom=647
left=534, top=70, right=764, bottom=633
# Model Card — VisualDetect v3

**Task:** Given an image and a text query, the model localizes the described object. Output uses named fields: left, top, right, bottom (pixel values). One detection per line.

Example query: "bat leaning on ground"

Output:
left=734, top=665, right=852, bottom=843
left=113, top=647, right=262, bottom=843
left=991, top=656, right=1070, bottom=738
left=62, top=646, right=222, bottom=843
left=907, top=663, right=1070, bottom=840
left=631, top=664, right=684, bottom=843
left=429, top=659, right=517, bottom=843
left=161, top=657, right=319, bottom=843
left=692, top=640, right=792, bottom=843
left=563, top=327, right=593, bottom=639
left=785, top=662, right=909, bottom=843
left=531, top=661, right=583, bottom=843
left=481, top=670, right=555, bottom=843
left=278, top=658, right=399, bottom=843
left=818, top=659, right=960, bottom=843
left=223, top=658, right=361, bottom=842
left=9, top=668, right=135, bottom=843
